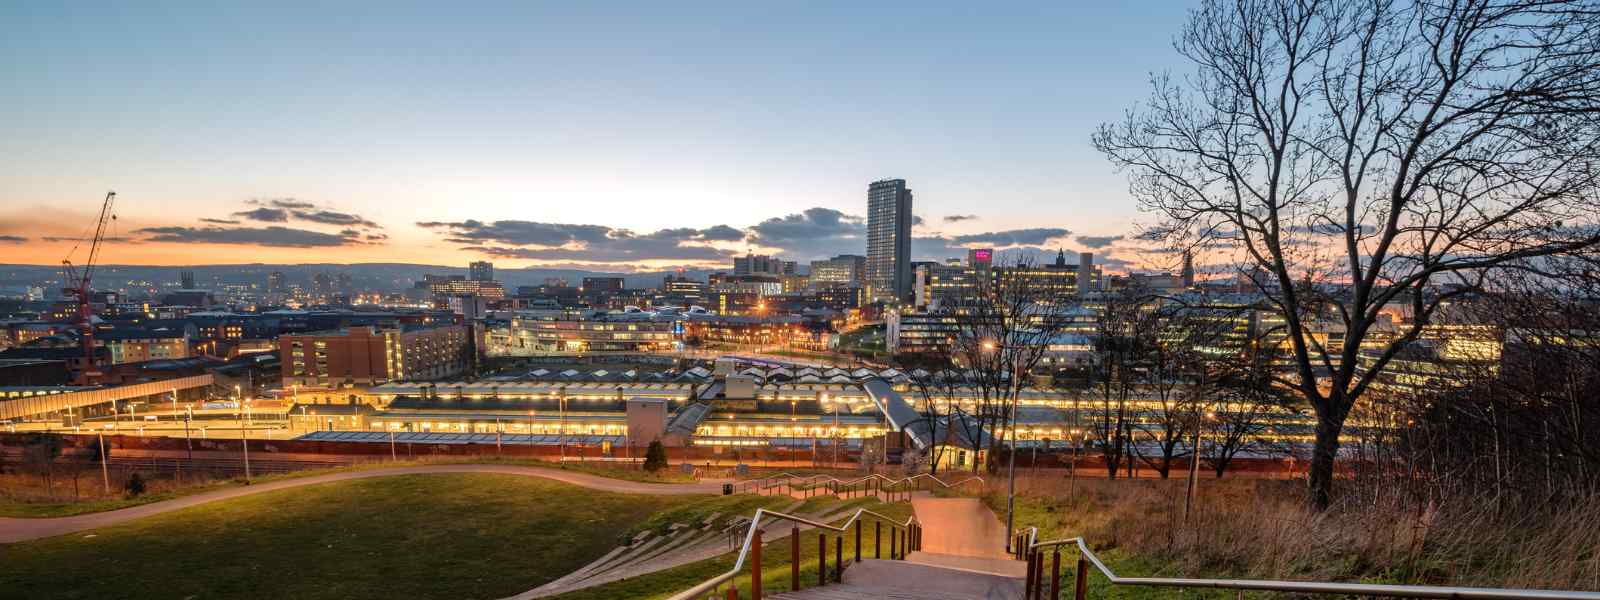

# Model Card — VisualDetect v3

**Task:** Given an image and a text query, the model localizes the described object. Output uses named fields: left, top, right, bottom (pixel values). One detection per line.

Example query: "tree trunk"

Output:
left=1308, top=418, right=1343, bottom=510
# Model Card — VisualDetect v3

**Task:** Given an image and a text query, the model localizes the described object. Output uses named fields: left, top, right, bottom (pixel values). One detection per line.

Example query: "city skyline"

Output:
left=0, top=2, right=1195, bottom=272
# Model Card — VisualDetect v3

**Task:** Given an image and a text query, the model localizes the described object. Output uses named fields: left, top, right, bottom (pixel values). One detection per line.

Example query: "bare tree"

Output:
left=897, top=351, right=964, bottom=475
left=1094, top=0, right=1600, bottom=507
left=945, top=257, right=1074, bottom=473
left=1082, top=288, right=1161, bottom=478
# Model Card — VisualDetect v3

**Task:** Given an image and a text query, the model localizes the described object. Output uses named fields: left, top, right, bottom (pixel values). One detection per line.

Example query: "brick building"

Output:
left=280, top=324, right=469, bottom=387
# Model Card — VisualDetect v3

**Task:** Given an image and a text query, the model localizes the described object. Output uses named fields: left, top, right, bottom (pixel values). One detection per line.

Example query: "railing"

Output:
left=1011, top=527, right=1600, bottom=600
left=732, top=471, right=985, bottom=502
left=666, top=506, right=922, bottom=600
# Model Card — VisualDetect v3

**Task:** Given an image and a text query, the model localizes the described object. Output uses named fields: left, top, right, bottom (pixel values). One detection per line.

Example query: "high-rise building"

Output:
left=810, top=254, right=866, bottom=288
left=469, top=261, right=494, bottom=282
left=866, top=179, right=913, bottom=302
left=179, top=270, right=196, bottom=290
left=1181, top=250, right=1196, bottom=288
left=267, top=271, right=287, bottom=295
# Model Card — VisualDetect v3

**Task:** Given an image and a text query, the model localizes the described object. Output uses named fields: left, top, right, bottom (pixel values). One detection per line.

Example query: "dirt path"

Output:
left=0, top=464, right=725, bottom=544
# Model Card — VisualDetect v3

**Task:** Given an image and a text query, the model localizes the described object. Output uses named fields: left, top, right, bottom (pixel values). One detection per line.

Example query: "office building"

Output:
left=581, top=277, right=626, bottom=295
left=734, top=254, right=796, bottom=276
left=469, top=261, right=494, bottom=282
left=866, top=179, right=913, bottom=303
left=280, top=324, right=470, bottom=387
left=810, top=254, right=866, bottom=288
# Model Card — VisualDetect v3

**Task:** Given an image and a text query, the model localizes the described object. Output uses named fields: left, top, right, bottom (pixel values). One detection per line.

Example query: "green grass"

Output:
left=0, top=473, right=694, bottom=600
left=990, top=486, right=1256, bottom=600
left=552, top=496, right=916, bottom=600
left=0, top=457, right=698, bottom=518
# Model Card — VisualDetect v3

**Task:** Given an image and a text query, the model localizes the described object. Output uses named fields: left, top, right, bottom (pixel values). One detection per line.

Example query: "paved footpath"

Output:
left=0, top=464, right=725, bottom=544
left=906, top=494, right=1027, bottom=578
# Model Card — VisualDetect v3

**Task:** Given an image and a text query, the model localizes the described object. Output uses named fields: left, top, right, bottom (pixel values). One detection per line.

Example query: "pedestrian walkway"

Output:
left=0, top=464, right=725, bottom=543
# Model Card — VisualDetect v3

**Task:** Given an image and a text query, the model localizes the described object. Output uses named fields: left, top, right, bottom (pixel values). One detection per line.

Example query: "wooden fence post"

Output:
left=1050, top=549, right=1061, bottom=600
left=1074, top=556, right=1088, bottom=600
left=854, top=520, right=861, bottom=562
left=791, top=526, right=800, bottom=591
left=751, top=529, right=763, bottom=600
left=818, top=533, right=827, bottom=587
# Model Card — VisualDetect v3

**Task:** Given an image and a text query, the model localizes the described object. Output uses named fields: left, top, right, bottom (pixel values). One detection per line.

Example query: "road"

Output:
left=0, top=464, right=727, bottom=544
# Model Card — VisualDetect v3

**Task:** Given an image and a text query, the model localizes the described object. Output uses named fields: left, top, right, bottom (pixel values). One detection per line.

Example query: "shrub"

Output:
left=643, top=440, right=668, bottom=473
left=124, top=472, right=147, bottom=497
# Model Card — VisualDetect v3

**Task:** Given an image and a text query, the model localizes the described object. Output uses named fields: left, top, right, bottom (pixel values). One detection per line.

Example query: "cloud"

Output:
left=746, top=207, right=864, bottom=258
left=420, top=219, right=741, bottom=263
left=39, top=236, right=137, bottom=243
left=943, top=214, right=979, bottom=223
left=292, top=209, right=379, bottom=229
left=1075, top=234, right=1125, bottom=249
left=0, top=235, right=26, bottom=243
left=267, top=198, right=316, bottom=210
left=136, top=225, right=359, bottom=247
left=233, top=207, right=290, bottom=222
left=199, top=218, right=240, bottom=225
left=950, top=228, right=1071, bottom=247
left=698, top=224, right=745, bottom=242
left=366, top=233, right=389, bottom=241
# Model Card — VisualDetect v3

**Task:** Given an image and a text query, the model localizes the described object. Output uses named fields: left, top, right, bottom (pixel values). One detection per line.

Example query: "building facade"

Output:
left=866, top=179, right=913, bottom=303
left=810, top=254, right=866, bottom=288
left=280, top=324, right=470, bottom=387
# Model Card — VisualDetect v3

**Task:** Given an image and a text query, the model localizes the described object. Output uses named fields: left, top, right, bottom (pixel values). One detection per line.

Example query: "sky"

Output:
left=0, top=1, right=1196, bottom=273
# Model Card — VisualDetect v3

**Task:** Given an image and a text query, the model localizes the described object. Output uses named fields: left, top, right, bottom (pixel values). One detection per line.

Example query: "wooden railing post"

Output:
left=1074, top=556, right=1088, bottom=600
left=751, top=529, right=763, bottom=600
left=834, top=533, right=842, bottom=582
left=726, top=583, right=738, bottom=600
left=817, top=533, right=827, bottom=587
left=1024, top=551, right=1037, bottom=600
left=854, top=520, right=861, bottom=562
left=875, top=522, right=881, bottom=558
left=790, top=526, right=800, bottom=592
left=1050, top=549, right=1061, bottom=600
left=889, top=528, right=897, bottom=559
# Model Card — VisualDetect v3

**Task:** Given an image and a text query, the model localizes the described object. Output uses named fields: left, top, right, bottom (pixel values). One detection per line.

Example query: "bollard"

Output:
left=751, top=529, right=763, bottom=600
left=1050, top=549, right=1061, bottom=600
left=1074, top=556, right=1088, bottom=600
left=791, top=526, right=801, bottom=591
left=818, top=533, right=827, bottom=587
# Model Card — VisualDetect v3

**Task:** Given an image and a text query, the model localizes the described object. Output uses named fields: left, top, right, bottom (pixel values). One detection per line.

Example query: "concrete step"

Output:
left=767, top=557, right=1029, bottom=600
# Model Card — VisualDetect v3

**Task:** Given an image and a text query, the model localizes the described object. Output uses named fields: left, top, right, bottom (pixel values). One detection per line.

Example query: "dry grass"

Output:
left=988, top=473, right=1600, bottom=591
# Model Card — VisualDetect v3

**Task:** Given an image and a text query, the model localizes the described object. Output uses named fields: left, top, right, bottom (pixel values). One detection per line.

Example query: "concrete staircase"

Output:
left=506, top=500, right=875, bottom=600
left=768, top=495, right=1026, bottom=600
left=768, top=559, right=1022, bottom=600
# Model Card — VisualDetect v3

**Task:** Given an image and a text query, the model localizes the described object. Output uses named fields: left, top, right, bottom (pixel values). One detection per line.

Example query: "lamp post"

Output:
left=528, top=410, right=537, bottom=448
left=558, top=388, right=567, bottom=462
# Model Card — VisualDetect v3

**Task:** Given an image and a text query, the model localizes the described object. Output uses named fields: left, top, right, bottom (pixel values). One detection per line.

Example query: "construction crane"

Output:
left=61, top=191, right=117, bottom=385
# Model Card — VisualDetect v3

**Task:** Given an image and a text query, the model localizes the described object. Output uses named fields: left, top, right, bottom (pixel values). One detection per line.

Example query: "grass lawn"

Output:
left=0, top=473, right=694, bottom=600
left=552, top=496, right=916, bottom=600
left=0, top=457, right=697, bottom=519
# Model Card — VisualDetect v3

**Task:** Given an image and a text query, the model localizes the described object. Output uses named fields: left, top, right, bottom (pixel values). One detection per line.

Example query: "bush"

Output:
left=643, top=440, right=668, bottom=473
left=124, top=472, right=147, bottom=497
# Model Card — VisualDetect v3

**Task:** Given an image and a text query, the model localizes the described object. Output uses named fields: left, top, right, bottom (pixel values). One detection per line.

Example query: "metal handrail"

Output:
left=665, top=506, right=918, bottom=600
left=737, top=471, right=985, bottom=496
left=1020, top=528, right=1600, bottom=600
